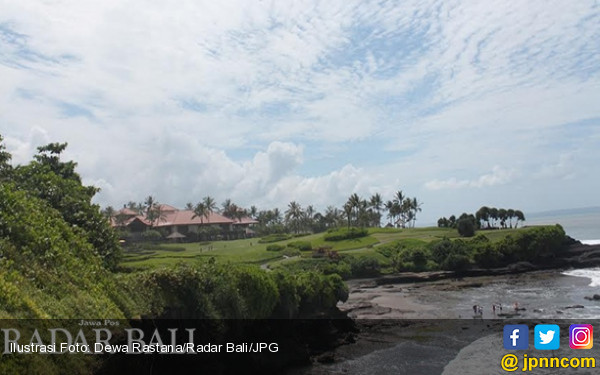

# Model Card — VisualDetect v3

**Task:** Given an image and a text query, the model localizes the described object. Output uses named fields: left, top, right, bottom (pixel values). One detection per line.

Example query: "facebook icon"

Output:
left=503, top=325, right=529, bottom=350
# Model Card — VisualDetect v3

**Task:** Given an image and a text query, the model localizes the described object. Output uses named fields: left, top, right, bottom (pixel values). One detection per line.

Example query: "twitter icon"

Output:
left=535, top=324, right=560, bottom=350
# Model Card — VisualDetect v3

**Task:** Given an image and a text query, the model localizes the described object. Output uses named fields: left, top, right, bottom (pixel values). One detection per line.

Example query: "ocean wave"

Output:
left=580, top=239, right=600, bottom=245
left=563, top=268, right=600, bottom=287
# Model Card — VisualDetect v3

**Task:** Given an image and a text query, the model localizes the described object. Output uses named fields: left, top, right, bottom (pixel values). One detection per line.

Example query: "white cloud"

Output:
left=1, top=0, right=599, bottom=223
left=425, top=166, right=516, bottom=191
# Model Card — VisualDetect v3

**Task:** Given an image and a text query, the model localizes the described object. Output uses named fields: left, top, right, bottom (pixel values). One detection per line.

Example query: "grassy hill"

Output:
left=119, top=225, right=560, bottom=275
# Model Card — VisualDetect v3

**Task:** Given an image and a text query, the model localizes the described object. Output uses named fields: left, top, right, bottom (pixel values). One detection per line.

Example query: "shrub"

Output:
left=441, top=253, right=472, bottom=271
left=140, top=229, right=162, bottom=241
left=258, top=234, right=292, bottom=243
left=282, top=248, right=301, bottom=257
left=323, top=227, right=368, bottom=241
left=457, top=217, right=475, bottom=237
left=287, top=241, right=312, bottom=251
left=266, top=244, right=285, bottom=252
left=349, top=256, right=381, bottom=277
left=473, top=244, right=502, bottom=268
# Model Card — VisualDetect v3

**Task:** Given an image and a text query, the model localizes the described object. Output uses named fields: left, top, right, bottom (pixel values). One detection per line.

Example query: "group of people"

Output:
left=472, top=302, right=522, bottom=317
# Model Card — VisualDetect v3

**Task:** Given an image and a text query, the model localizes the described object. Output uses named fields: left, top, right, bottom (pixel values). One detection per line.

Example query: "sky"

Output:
left=1, top=0, right=599, bottom=225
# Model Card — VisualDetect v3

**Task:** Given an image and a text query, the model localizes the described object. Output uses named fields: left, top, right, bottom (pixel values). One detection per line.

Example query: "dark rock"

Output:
left=316, top=352, right=335, bottom=364
left=594, top=294, right=600, bottom=300
left=507, top=262, right=537, bottom=272
left=564, top=305, right=585, bottom=309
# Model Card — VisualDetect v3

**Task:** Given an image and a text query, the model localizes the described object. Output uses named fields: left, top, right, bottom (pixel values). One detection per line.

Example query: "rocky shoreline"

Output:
left=290, top=240, right=600, bottom=373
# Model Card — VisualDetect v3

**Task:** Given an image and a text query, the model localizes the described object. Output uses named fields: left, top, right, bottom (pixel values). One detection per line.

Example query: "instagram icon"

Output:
left=569, top=325, right=593, bottom=349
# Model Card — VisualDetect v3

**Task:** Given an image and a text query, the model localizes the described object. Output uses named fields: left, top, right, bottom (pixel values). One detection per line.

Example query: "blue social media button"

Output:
left=534, top=324, right=560, bottom=350
left=504, top=325, right=529, bottom=350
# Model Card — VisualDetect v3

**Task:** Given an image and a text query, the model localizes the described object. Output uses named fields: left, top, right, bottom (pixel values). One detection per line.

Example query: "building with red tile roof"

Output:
left=111, top=205, right=256, bottom=240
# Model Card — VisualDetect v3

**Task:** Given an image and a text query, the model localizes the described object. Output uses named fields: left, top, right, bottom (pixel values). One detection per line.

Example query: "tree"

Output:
left=369, top=193, right=383, bottom=227
left=0, top=135, right=12, bottom=180
left=514, top=210, right=525, bottom=228
left=185, top=202, right=194, bottom=210
left=285, top=201, right=303, bottom=234
left=343, top=202, right=353, bottom=230
left=457, top=216, right=476, bottom=237
left=409, top=197, right=422, bottom=228
left=476, top=206, right=490, bottom=229
left=498, top=208, right=507, bottom=229
left=507, top=209, right=515, bottom=228
left=202, top=196, right=217, bottom=215
left=12, top=141, right=120, bottom=269
left=102, top=206, right=116, bottom=221
left=347, top=193, right=362, bottom=226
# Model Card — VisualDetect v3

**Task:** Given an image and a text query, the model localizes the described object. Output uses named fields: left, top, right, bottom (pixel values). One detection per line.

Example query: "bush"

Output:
left=457, top=218, right=475, bottom=237
left=282, top=248, right=301, bottom=257
left=323, top=227, right=368, bottom=241
left=348, top=256, right=381, bottom=277
left=266, top=244, right=285, bottom=252
left=441, top=253, right=472, bottom=271
left=258, top=234, right=292, bottom=243
left=140, top=229, right=162, bottom=241
left=287, top=241, right=312, bottom=251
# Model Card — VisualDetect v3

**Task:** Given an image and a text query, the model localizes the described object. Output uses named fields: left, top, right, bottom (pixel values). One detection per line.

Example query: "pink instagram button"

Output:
left=569, top=324, right=593, bottom=349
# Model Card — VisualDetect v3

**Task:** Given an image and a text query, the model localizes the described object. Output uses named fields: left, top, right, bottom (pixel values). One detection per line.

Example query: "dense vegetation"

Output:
left=108, top=189, right=422, bottom=241
left=376, top=225, right=567, bottom=272
left=438, top=206, right=527, bottom=237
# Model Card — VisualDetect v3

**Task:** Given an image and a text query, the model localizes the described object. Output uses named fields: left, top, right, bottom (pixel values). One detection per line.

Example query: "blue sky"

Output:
left=1, top=0, right=599, bottom=224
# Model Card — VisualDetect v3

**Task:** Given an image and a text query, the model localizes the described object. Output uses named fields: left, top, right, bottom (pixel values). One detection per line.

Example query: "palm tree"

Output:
left=192, top=202, right=209, bottom=240
left=369, top=193, right=383, bottom=227
left=410, top=197, right=422, bottom=228
left=203, top=196, right=217, bottom=215
left=221, top=199, right=234, bottom=218
left=272, top=208, right=282, bottom=224
left=347, top=193, right=361, bottom=226
left=102, top=206, right=115, bottom=221
left=249, top=205, right=258, bottom=219
left=185, top=202, right=194, bottom=210
left=343, top=202, right=353, bottom=230
left=285, top=201, right=303, bottom=234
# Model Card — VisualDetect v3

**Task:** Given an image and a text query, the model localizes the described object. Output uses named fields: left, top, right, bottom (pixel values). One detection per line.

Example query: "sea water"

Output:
left=526, top=207, right=600, bottom=242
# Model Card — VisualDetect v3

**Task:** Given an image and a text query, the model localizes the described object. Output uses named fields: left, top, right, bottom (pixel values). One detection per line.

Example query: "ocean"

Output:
left=526, top=207, right=600, bottom=242
left=528, top=208, right=600, bottom=294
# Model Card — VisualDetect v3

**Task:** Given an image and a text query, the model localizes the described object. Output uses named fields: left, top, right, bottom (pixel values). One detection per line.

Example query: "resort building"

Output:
left=111, top=204, right=258, bottom=240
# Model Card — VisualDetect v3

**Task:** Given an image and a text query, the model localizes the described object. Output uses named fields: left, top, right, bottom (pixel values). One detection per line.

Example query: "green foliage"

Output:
left=258, top=234, right=292, bottom=243
left=497, top=225, right=566, bottom=263
left=348, top=256, right=381, bottom=277
left=140, top=229, right=163, bottom=241
left=0, top=183, right=136, bottom=319
left=457, top=216, right=476, bottom=237
left=266, top=244, right=285, bottom=251
left=282, top=248, right=301, bottom=257
left=11, top=143, right=121, bottom=269
left=323, top=227, right=368, bottom=241
left=287, top=240, right=312, bottom=251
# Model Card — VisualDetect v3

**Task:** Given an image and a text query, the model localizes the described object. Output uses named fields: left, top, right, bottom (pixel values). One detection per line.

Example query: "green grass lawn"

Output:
left=119, top=226, right=547, bottom=270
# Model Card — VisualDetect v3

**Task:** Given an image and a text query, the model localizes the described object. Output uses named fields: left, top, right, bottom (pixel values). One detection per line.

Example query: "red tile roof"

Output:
left=110, top=205, right=259, bottom=228
left=154, top=210, right=234, bottom=227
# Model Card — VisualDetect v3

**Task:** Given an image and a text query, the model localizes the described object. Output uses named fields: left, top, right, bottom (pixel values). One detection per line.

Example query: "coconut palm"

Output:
left=285, top=201, right=303, bottom=234
left=369, top=193, right=383, bottom=227
left=203, top=196, right=217, bottom=215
